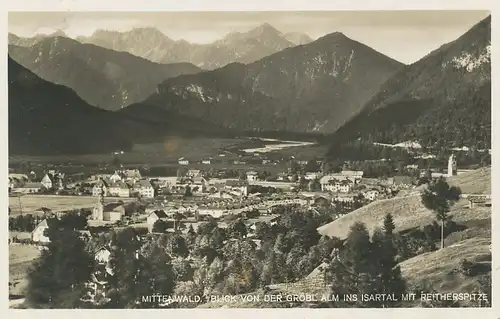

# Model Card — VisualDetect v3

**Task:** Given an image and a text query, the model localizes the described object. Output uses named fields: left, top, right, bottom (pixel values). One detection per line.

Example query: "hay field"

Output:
left=399, top=238, right=491, bottom=298
left=447, top=167, right=491, bottom=194
left=318, top=195, right=432, bottom=239
left=317, top=196, right=490, bottom=240
left=317, top=167, right=492, bottom=240
left=9, top=244, right=41, bottom=297
left=9, top=195, right=135, bottom=215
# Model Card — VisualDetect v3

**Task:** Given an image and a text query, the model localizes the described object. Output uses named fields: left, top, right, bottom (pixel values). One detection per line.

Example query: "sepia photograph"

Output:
left=7, top=9, right=492, bottom=309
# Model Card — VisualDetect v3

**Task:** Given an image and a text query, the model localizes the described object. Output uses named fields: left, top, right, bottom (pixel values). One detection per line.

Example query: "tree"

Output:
left=421, top=177, right=461, bottom=249
left=328, top=222, right=379, bottom=307
left=173, top=212, right=184, bottom=232
left=228, top=218, right=248, bottom=239
left=26, top=227, right=94, bottom=308
left=371, top=227, right=406, bottom=307
left=106, top=228, right=144, bottom=307
left=152, top=220, right=169, bottom=233
left=383, top=213, right=395, bottom=237
left=184, top=185, right=193, bottom=197
left=308, top=179, right=321, bottom=192
left=135, top=243, right=175, bottom=308
left=170, top=234, right=189, bottom=258
left=186, top=224, right=197, bottom=247
left=59, top=210, right=88, bottom=230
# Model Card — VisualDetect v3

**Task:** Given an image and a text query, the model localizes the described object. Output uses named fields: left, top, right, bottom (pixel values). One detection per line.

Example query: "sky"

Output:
left=8, top=11, right=490, bottom=64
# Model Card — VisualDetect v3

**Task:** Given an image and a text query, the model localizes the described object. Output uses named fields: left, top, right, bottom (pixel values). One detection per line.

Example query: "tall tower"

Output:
left=92, top=193, right=104, bottom=221
left=447, top=154, right=457, bottom=177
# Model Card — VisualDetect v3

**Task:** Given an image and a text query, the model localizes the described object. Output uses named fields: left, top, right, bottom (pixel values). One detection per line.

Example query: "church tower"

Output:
left=92, top=192, right=104, bottom=221
left=447, top=154, right=457, bottom=177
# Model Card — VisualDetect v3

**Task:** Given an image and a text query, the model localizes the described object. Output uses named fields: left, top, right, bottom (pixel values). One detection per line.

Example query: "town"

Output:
left=7, top=10, right=492, bottom=310
left=9, top=149, right=492, bottom=307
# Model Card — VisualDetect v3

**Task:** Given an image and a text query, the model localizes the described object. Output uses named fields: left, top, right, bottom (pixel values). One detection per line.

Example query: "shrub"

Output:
left=458, top=258, right=474, bottom=277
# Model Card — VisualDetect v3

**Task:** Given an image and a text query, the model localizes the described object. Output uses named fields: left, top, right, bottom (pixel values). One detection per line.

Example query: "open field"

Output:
left=9, top=137, right=322, bottom=166
left=9, top=244, right=41, bottom=298
left=447, top=167, right=491, bottom=194
left=317, top=167, right=491, bottom=239
left=399, top=237, right=491, bottom=305
left=9, top=138, right=248, bottom=164
left=9, top=195, right=135, bottom=215
left=317, top=196, right=490, bottom=240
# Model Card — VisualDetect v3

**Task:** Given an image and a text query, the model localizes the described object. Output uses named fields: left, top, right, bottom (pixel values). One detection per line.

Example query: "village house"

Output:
left=9, top=173, right=29, bottom=182
left=33, top=207, right=53, bottom=215
left=178, top=157, right=189, bottom=165
left=405, top=164, right=419, bottom=170
left=340, top=170, right=364, bottom=183
left=8, top=174, right=29, bottom=190
left=390, top=176, right=415, bottom=189
left=332, top=193, right=357, bottom=203
left=324, top=179, right=353, bottom=193
left=277, top=172, right=288, bottom=181
left=225, top=180, right=249, bottom=196
left=191, top=176, right=207, bottom=193
left=197, top=206, right=228, bottom=219
left=209, top=191, right=236, bottom=199
left=32, top=219, right=52, bottom=244
left=122, top=169, right=142, bottom=182
left=108, top=181, right=131, bottom=198
left=40, top=173, right=53, bottom=189
left=312, top=195, right=331, bottom=207
left=186, top=169, right=202, bottom=178
left=147, top=210, right=168, bottom=232
left=430, top=171, right=448, bottom=178
left=86, top=246, right=114, bottom=302
left=467, top=195, right=491, bottom=209
left=246, top=171, right=259, bottom=182
left=94, top=246, right=113, bottom=273
left=304, top=172, right=322, bottom=180
left=18, top=182, right=43, bottom=194
left=109, top=172, right=122, bottom=183
left=363, top=189, right=380, bottom=201
left=135, top=180, right=155, bottom=198
left=319, top=174, right=348, bottom=192
left=92, top=179, right=109, bottom=196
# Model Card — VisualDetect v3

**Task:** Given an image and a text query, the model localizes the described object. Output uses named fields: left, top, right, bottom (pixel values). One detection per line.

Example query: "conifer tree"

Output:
left=26, top=223, right=94, bottom=308
left=421, top=177, right=461, bottom=249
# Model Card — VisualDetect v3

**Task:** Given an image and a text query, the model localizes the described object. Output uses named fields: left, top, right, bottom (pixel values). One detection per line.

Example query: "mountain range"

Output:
left=8, top=17, right=491, bottom=156
left=9, top=56, right=131, bottom=154
left=8, top=56, right=230, bottom=155
left=8, top=30, right=67, bottom=47
left=327, top=15, right=491, bottom=157
left=139, top=31, right=404, bottom=133
left=76, top=24, right=311, bottom=69
left=8, top=37, right=201, bottom=111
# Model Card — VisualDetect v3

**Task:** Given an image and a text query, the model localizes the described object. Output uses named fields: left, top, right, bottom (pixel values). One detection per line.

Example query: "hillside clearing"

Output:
left=317, top=167, right=491, bottom=239
left=399, top=237, right=491, bottom=305
left=317, top=194, right=489, bottom=240
left=9, top=244, right=40, bottom=298
left=447, top=167, right=491, bottom=194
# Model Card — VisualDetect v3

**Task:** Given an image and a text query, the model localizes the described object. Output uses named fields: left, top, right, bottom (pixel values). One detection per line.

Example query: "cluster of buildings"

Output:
left=9, top=170, right=65, bottom=194
left=89, top=169, right=155, bottom=199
